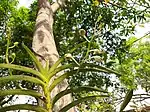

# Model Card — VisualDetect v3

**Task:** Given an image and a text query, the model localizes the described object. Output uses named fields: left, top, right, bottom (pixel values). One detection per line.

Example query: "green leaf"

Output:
left=59, top=95, right=109, bottom=112
left=82, top=63, right=121, bottom=76
left=22, top=43, right=45, bottom=74
left=0, top=64, right=47, bottom=82
left=48, top=57, right=64, bottom=74
left=93, top=0, right=100, bottom=6
left=48, top=62, right=121, bottom=82
left=52, top=86, right=108, bottom=107
left=126, top=36, right=137, bottom=46
left=45, top=60, right=50, bottom=73
left=49, top=67, right=118, bottom=92
left=48, top=63, right=75, bottom=80
left=0, top=104, right=48, bottom=112
left=0, top=89, right=46, bottom=101
left=0, top=75, right=45, bottom=87
left=49, top=71, right=74, bottom=92
left=119, top=89, right=133, bottom=112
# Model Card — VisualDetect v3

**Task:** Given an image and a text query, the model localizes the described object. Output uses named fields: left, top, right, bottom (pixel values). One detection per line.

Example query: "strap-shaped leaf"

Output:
left=59, top=95, right=109, bottom=112
left=22, top=43, right=44, bottom=74
left=0, top=64, right=47, bottom=82
left=49, top=68, right=120, bottom=92
left=0, top=89, right=46, bottom=102
left=49, top=71, right=74, bottom=92
left=48, top=57, right=64, bottom=73
left=0, top=104, right=48, bottom=112
left=48, top=63, right=75, bottom=80
left=119, top=89, right=133, bottom=112
left=82, top=63, right=121, bottom=76
left=0, top=75, right=45, bottom=87
left=48, top=62, right=121, bottom=81
left=79, top=68, right=118, bottom=74
left=52, top=86, right=108, bottom=107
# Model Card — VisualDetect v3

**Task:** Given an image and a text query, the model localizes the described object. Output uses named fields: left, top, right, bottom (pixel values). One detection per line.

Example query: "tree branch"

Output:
left=51, top=2, right=60, bottom=13
left=51, top=0, right=67, bottom=13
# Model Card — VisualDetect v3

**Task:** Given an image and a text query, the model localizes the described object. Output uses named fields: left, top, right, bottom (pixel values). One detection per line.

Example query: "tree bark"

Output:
left=32, top=0, right=74, bottom=111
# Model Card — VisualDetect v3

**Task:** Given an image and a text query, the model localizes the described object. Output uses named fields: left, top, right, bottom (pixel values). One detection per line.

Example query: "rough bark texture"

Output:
left=32, top=0, right=74, bottom=111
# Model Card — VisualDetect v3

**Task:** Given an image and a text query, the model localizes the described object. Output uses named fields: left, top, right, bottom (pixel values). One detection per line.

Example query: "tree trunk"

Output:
left=32, top=0, right=74, bottom=111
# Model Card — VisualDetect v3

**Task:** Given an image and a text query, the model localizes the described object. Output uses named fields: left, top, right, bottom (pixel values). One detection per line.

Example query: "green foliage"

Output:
left=0, top=0, right=149, bottom=111
left=0, top=44, right=120, bottom=111
left=116, top=34, right=150, bottom=89
left=113, top=34, right=150, bottom=111
left=0, top=104, right=47, bottom=112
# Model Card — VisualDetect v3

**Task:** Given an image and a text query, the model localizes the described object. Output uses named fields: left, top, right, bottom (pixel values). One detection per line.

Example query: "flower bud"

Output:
left=65, top=53, right=72, bottom=59
left=93, top=56, right=102, bottom=62
left=14, top=42, right=19, bottom=46
left=11, top=53, right=15, bottom=56
left=79, top=29, right=86, bottom=36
